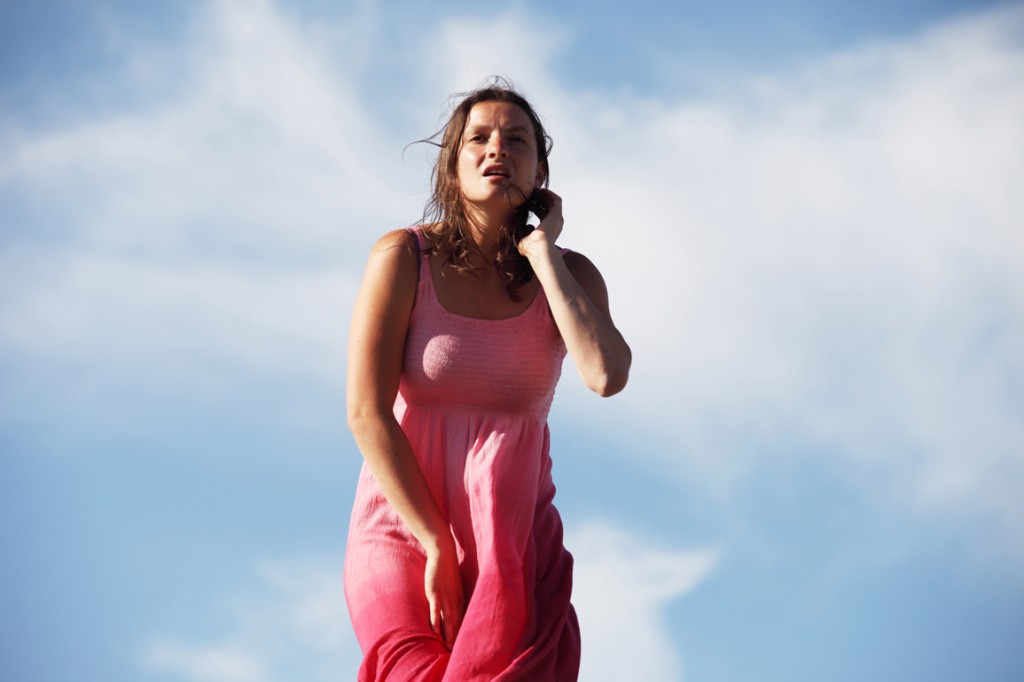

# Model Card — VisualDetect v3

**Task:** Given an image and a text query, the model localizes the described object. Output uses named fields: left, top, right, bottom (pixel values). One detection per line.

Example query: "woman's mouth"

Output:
left=483, top=164, right=510, bottom=179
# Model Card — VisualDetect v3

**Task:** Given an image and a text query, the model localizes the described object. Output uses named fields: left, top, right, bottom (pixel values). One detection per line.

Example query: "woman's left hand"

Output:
left=514, top=188, right=632, bottom=397
left=518, top=188, right=563, bottom=259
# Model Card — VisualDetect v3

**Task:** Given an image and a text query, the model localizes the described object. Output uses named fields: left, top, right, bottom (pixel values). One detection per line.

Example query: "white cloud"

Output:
left=526, top=5, right=1024, bottom=560
left=425, top=10, right=571, bottom=101
left=569, top=523, right=719, bottom=681
left=399, top=1, right=1024, bottom=570
left=140, top=524, right=716, bottom=682
left=144, top=640, right=266, bottom=682
left=2, top=0, right=1022, bottom=568
left=1, top=0, right=415, bottom=398
left=141, top=554, right=361, bottom=682
left=2, top=0, right=412, bottom=255
left=4, top=5, right=1021, bottom=681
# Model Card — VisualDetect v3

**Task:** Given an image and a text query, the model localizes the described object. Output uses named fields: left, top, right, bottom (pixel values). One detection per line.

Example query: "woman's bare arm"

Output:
left=346, top=229, right=464, bottom=647
left=518, top=190, right=632, bottom=397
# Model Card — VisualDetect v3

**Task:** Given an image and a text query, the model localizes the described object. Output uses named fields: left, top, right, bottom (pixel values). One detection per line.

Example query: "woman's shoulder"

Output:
left=369, top=227, right=424, bottom=264
left=373, top=224, right=442, bottom=251
left=361, top=228, right=422, bottom=290
left=372, top=227, right=417, bottom=251
left=562, top=248, right=604, bottom=281
left=560, top=247, right=611, bottom=308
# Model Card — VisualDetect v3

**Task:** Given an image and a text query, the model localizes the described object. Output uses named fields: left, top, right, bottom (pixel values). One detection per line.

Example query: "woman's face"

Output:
left=456, top=101, right=544, bottom=213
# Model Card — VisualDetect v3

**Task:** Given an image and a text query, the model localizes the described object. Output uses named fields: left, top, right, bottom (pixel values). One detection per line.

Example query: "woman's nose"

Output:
left=487, top=135, right=506, bottom=157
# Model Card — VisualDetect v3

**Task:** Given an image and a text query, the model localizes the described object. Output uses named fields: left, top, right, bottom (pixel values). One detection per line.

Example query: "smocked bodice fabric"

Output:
left=399, top=262, right=565, bottom=418
left=344, top=227, right=581, bottom=681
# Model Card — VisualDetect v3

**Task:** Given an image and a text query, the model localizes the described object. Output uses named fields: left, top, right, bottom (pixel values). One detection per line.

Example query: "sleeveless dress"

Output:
left=344, top=227, right=581, bottom=681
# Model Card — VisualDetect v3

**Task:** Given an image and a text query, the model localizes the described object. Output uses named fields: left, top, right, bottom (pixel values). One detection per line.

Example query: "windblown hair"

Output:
left=418, top=78, right=553, bottom=300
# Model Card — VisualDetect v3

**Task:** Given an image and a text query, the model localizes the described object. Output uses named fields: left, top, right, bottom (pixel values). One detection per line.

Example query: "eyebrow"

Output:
left=464, top=124, right=532, bottom=136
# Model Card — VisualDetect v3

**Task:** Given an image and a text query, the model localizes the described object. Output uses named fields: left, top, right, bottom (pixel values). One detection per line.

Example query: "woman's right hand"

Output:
left=348, top=231, right=467, bottom=647
left=424, top=536, right=465, bottom=649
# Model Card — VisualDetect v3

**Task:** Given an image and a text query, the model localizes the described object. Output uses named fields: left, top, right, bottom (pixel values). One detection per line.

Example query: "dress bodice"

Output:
left=398, top=227, right=566, bottom=418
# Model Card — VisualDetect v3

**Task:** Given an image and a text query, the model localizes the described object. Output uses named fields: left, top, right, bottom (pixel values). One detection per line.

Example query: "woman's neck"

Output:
left=463, top=204, right=513, bottom=257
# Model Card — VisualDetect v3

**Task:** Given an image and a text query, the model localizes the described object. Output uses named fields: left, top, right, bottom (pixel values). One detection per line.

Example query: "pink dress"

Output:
left=344, top=227, right=581, bottom=681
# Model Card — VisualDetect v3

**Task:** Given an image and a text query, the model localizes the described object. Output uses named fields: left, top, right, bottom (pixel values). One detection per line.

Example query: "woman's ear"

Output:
left=534, top=164, right=546, bottom=188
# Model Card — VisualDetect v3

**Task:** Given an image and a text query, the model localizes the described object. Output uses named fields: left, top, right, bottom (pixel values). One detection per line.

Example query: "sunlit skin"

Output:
left=456, top=100, right=545, bottom=233
left=346, top=97, right=632, bottom=651
left=426, top=100, right=550, bottom=320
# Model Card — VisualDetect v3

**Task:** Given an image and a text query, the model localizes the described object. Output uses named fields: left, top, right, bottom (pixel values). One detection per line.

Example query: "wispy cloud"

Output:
left=3, top=2, right=1022, bottom=678
left=144, top=640, right=267, bottom=682
left=489, top=4, right=1024, bottom=564
left=1, top=0, right=408, bottom=426
left=139, top=523, right=716, bottom=681
left=141, top=553, right=360, bottom=682
left=570, top=523, right=719, bottom=681
left=2, top=0, right=1021, bottom=580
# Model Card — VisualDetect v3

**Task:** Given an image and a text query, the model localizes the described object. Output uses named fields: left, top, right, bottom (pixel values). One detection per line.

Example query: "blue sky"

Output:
left=2, top=1, right=1023, bottom=680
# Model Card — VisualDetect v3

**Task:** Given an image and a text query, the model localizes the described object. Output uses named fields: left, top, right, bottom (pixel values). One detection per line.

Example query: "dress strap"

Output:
left=404, top=227, right=422, bottom=280
left=404, top=227, right=431, bottom=308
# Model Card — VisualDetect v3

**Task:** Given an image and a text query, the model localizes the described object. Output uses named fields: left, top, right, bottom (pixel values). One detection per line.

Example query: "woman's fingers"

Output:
left=520, top=189, right=563, bottom=254
left=429, top=594, right=440, bottom=634
left=442, top=610, right=456, bottom=649
left=429, top=593, right=462, bottom=648
left=439, top=578, right=464, bottom=648
left=424, top=541, right=465, bottom=649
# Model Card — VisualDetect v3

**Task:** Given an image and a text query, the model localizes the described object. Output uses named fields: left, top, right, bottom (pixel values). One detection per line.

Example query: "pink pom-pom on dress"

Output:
left=344, top=226, right=581, bottom=681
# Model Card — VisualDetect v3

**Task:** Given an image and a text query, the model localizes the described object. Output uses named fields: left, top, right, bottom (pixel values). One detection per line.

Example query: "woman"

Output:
left=344, top=81, right=631, bottom=681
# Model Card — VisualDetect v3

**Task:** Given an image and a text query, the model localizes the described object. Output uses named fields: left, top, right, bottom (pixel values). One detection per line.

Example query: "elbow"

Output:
left=591, top=369, right=629, bottom=397
left=346, top=400, right=387, bottom=439
left=586, top=356, right=631, bottom=398
left=346, top=407, right=363, bottom=435
left=346, top=406, right=367, bottom=439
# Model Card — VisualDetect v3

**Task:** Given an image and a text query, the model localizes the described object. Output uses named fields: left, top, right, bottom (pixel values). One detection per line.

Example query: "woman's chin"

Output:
left=464, top=195, right=524, bottom=219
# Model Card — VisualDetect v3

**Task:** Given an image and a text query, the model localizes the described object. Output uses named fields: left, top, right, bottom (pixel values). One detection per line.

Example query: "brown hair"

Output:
left=418, top=78, right=552, bottom=300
